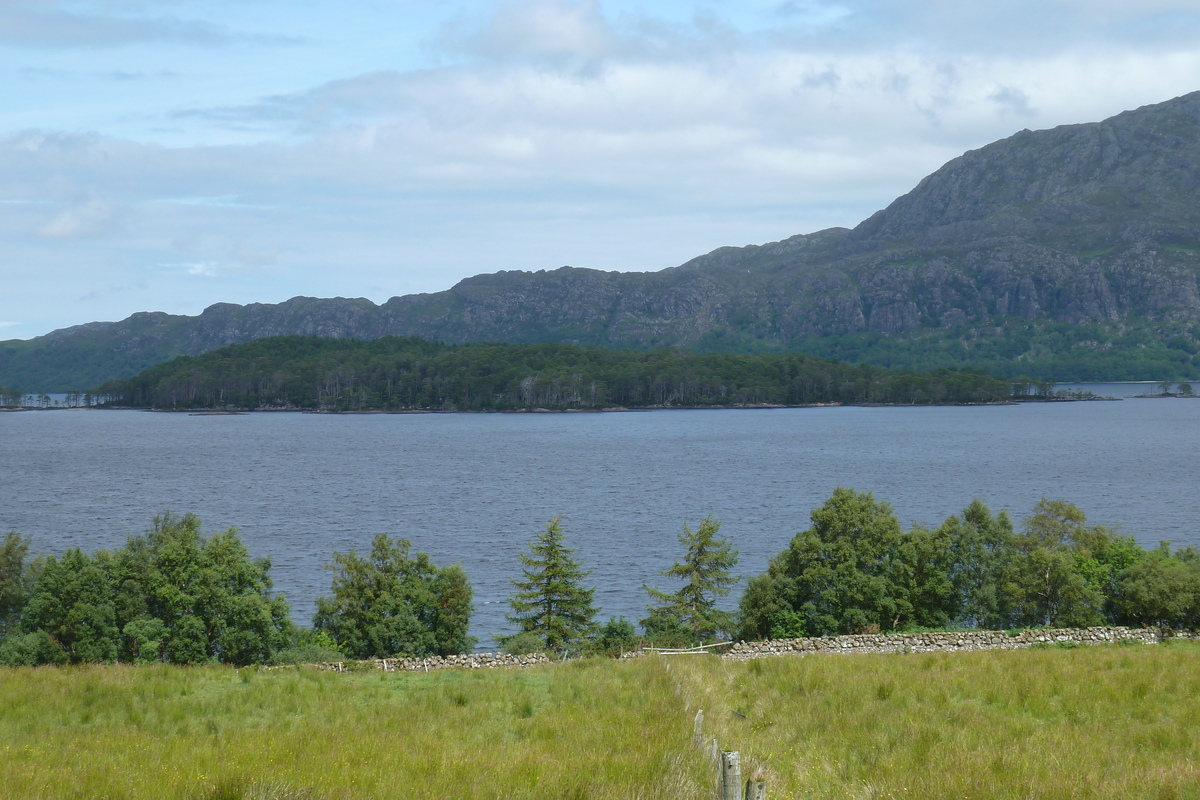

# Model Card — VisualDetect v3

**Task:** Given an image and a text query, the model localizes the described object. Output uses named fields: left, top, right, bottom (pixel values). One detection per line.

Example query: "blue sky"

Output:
left=4, top=0, right=1200, bottom=339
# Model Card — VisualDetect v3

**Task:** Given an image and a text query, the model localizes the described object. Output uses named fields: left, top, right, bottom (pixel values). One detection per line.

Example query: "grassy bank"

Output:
left=672, top=640, right=1200, bottom=800
left=0, top=659, right=707, bottom=800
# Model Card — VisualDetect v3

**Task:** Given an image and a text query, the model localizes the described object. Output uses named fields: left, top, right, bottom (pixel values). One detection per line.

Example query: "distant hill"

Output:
left=5, top=92, right=1200, bottom=391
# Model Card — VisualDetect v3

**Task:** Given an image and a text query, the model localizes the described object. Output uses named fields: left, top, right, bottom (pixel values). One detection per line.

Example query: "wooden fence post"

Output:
left=721, top=751, right=741, bottom=800
left=745, top=777, right=767, bottom=800
left=694, top=709, right=704, bottom=746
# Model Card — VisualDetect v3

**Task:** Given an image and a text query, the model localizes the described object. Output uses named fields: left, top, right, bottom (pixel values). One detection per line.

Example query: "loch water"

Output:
left=3, top=395, right=1199, bottom=649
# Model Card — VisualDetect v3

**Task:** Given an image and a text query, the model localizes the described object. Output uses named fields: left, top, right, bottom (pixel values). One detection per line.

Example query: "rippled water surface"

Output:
left=4, top=398, right=1199, bottom=648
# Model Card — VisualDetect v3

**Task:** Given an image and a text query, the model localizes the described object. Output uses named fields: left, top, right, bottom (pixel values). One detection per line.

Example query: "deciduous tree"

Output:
left=121, top=512, right=292, bottom=665
left=1112, top=551, right=1197, bottom=627
left=22, top=548, right=118, bottom=664
left=314, top=534, right=475, bottom=659
left=0, top=531, right=38, bottom=637
left=739, top=488, right=905, bottom=639
left=937, top=500, right=1015, bottom=629
left=1000, top=499, right=1112, bottom=627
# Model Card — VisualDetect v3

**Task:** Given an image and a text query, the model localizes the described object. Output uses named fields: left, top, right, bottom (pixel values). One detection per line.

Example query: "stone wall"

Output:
left=724, top=626, right=1198, bottom=660
left=282, top=627, right=1197, bottom=673
left=306, top=651, right=552, bottom=672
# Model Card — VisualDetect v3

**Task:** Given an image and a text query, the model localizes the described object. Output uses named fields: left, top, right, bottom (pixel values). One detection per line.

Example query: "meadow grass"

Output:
left=6, top=643, right=1200, bottom=799
left=671, top=639, right=1200, bottom=800
left=0, top=658, right=709, bottom=800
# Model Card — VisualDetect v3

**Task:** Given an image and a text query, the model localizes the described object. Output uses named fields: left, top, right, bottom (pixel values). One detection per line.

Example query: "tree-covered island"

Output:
left=92, top=334, right=1022, bottom=411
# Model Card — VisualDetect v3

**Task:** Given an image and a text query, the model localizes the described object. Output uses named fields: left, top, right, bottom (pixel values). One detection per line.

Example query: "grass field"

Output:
left=3, top=643, right=1199, bottom=799
left=0, top=659, right=708, bottom=800
left=672, top=640, right=1200, bottom=800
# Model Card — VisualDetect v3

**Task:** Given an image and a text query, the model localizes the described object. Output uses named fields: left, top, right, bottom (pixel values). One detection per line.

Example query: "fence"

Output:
left=665, top=659, right=766, bottom=800
left=642, top=641, right=734, bottom=656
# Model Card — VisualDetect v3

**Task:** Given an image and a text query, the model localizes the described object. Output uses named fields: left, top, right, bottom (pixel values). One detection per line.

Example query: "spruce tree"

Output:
left=644, top=516, right=738, bottom=641
left=507, top=516, right=597, bottom=651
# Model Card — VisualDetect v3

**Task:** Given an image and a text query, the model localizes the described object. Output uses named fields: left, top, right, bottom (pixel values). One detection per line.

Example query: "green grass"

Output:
left=672, top=641, right=1200, bottom=800
left=0, top=660, right=708, bottom=799
left=7, top=644, right=1200, bottom=799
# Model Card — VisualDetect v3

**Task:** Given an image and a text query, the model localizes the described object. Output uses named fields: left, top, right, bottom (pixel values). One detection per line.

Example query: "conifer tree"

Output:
left=644, top=516, right=739, bottom=641
left=506, top=516, right=597, bottom=651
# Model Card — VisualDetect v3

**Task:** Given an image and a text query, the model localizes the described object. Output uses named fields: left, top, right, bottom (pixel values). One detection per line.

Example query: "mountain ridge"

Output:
left=6, top=92, right=1200, bottom=391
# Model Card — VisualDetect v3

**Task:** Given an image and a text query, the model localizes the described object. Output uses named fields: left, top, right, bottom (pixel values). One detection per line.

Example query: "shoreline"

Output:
left=5, top=397, right=1136, bottom=414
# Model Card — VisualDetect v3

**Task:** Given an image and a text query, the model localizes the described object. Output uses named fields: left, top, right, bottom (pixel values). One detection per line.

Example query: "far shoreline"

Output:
left=9, top=396, right=1148, bottom=414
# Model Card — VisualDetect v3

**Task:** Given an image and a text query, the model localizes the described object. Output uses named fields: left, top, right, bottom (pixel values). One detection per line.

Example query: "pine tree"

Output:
left=507, top=516, right=597, bottom=651
left=644, top=516, right=738, bottom=641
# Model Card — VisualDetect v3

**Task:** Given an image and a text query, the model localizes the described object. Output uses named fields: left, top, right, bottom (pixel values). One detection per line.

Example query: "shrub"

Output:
left=0, top=630, right=67, bottom=666
left=270, top=644, right=346, bottom=666
left=590, top=617, right=638, bottom=657
left=499, top=631, right=546, bottom=656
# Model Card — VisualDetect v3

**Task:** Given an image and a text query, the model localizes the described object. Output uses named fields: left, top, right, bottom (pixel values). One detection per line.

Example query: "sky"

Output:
left=3, top=1, right=1200, bottom=340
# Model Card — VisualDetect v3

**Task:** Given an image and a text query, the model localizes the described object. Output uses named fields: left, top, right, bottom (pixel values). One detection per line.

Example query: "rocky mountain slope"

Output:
left=6, top=92, right=1200, bottom=391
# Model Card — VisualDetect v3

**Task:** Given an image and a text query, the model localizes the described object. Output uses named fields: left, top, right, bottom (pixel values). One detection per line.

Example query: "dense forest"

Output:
left=93, top=335, right=1017, bottom=411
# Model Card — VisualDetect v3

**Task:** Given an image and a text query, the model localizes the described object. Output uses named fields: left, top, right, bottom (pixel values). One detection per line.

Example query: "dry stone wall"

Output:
left=306, top=652, right=552, bottom=673
left=725, top=627, right=1196, bottom=660
left=285, top=627, right=1197, bottom=673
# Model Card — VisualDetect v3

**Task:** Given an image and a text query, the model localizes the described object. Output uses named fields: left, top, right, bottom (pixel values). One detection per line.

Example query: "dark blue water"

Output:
left=4, top=398, right=1199, bottom=649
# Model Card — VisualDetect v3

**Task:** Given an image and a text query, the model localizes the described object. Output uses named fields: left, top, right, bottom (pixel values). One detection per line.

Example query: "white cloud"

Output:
left=35, top=198, right=121, bottom=239
left=165, top=233, right=281, bottom=277
left=437, top=0, right=619, bottom=65
left=178, top=45, right=1199, bottom=198
left=182, top=261, right=219, bottom=277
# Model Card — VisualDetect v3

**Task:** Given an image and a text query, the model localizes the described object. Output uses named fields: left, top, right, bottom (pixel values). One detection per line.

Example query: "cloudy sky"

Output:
left=3, top=0, right=1200, bottom=340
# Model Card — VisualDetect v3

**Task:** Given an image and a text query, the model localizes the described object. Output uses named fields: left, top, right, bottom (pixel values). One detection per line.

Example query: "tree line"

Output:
left=3, top=492, right=1198, bottom=667
left=736, top=489, right=1200, bottom=640
left=0, top=514, right=473, bottom=667
left=93, top=335, right=1015, bottom=411
left=493, top=493, right=1200, bottom=653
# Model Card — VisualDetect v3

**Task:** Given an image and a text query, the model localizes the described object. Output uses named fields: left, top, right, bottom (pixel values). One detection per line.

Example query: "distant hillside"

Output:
left=6, top=92, right=1200, bottom=391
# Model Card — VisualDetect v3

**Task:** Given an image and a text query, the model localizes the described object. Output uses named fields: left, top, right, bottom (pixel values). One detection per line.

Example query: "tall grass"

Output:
left=671, top=640, right=1200, bottom=800
left=7, top=643, right=1198, bottom=799
left=0, top=659, right=708, bottom=799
